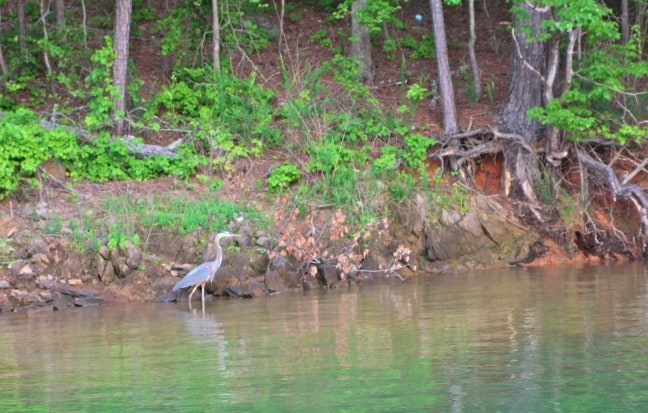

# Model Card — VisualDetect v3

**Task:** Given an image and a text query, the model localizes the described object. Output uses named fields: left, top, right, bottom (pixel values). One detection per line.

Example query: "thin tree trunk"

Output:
left=113, top=0, right=132, bottom=136
left=212, top=0, right=220, bottom=72
left=429, top=0, right=458, bottom=135
left=40, top=0, right=53, bottom=78
left=0, top=10, right=8, bottom=76
left=621, top=0, right=629, bottom=44
left=543, top=31, right=560, bottom=166
left=17, top=0, right=27, bottom=56
left=277, top=0, right=285, bottom=57
left=351, top=0, right=373, bottom=83
left=81, top=0, right=88, bottom=48
left=468, top=0, right=481, bottom=99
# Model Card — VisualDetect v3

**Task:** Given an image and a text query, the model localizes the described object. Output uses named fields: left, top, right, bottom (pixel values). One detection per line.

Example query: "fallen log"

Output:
left=38, top=116, right=183, bottom=158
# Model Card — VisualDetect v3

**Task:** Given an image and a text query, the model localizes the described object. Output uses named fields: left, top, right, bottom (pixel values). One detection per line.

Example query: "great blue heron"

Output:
left=173, top=231, right=239, bottom=304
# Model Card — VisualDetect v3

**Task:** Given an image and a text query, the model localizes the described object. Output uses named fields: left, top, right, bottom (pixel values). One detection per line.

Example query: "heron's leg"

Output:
left=188, top=283, right=200, bottom=302
left=201, top=283, right=205, bottom=304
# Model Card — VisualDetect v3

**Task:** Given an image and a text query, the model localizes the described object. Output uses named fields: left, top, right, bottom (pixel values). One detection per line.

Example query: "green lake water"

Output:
left=2, top=263, right=648, bottom=412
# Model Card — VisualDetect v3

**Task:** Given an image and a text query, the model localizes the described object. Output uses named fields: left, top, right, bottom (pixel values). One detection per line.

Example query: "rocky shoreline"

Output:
left=1, top=186, right=573, bottom=314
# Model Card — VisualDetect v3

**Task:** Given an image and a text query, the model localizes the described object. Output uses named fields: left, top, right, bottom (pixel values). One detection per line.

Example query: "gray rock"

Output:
left=28, top=238, right=49, bottom=257
left=268, top=255, right=299, bottom=288
left=264, top=270, right=285, bottom=293
left=315, top=263, right=339, bottom=288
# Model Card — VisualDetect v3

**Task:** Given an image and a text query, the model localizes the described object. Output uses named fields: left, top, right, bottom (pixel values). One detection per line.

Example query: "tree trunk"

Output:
left=468, top=0, right=481, bottom=99
left=350, top=0, right=373, bottom=83
left=497, top=3, right=548, bottom=141
left=496, top=3, right=549, bottom=201
left=113, top=0, right=132, bottom=136
left=40, top=0, right=52, bottom=78
left=212, top=0, right=220, bottom=73
left=621, top=0, right=629, bottom=44
left=17, top=0, right=27, bottom=56
left=429, top=0, right=458, bottom=135
left=277, top=0, right=285, bottom=57
left=0, top=10, right=8, bottom=77
left=54, top=0, right=66, bottom=38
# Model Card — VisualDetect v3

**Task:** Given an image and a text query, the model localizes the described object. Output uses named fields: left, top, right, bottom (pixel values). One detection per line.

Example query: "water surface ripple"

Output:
left=1, top=263, right=648, bottom=412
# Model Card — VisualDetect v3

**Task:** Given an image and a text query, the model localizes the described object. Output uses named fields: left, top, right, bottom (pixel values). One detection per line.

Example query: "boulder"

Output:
left=266, top=255, right=300, bottom=288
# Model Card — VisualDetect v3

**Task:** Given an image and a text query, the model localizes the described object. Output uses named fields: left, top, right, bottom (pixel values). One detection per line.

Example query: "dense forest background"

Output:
left=2, top=0, right=648, bottom=259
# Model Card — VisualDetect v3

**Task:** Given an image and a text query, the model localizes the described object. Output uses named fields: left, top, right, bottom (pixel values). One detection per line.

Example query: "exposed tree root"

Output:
left=577, top=148, right=648, bottom=257
left=431, top=127, right=648, bottom=260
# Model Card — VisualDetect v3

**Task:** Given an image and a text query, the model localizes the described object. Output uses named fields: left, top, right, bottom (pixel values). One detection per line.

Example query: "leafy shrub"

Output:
left=267, top=163, right=302, bottom=192
left=0, top=108, right=206, bottom=199
left=155, top=67, right=281, bottom=150
left=0, top=109, right=79, bottom=198
left=309, top=142, right=352, bottom=173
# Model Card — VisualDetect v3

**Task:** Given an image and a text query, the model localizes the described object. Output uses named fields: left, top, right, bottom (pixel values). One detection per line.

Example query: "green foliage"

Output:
left=140, top=195, right=261, bottom=234
left=382, top=38, right=398, bottom=60
left=155, top=0, right=274, bottom=69
left=397, top=81, right=432, bottom=126
left=302, top=0, right=343, bottom=12
left=132, top=0, right=156, bottom=23
left=406, top=83, right=428, bottom=102
left=388, top=171, right=416, bottom=203
left=373, top=145, right=399, bottom=173
left=0, top=108, right=205, bottom=199
left=155, top=67, right=280, bottom=158
left=304, top=161, right=361, bottom=210
left=0, top=109, right=77, bottom=198
left=536, top=167, right=558, bottom=205
left=84, top=37, right=118, bottom=129
left=403, top=133, right=435, bottom=169
left=525, top=0, right=648, bottom=144
left=429, top=169, right=470, bottom=215
left=400, top=34, right=436, bottom=60
left=334, top=0, right=404, bottom=36
left=309, top=28, right=332, bottom=48
left=371, top=134, right=435, bottom=172
left=43, top=215, right=63, bottom=235
left=267, top=163, right=302, bottom=192
left=278, top=54, right=392, bottom=148
left=457, top=63, right=479, bottom=104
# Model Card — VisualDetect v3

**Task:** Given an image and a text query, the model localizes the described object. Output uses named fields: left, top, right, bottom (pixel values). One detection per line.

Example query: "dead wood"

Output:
left=36, top=115, right=183, bottom=157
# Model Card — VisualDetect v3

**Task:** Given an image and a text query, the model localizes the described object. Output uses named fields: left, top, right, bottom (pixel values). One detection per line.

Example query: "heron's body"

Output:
left=173, top=232, right=238, bottom=304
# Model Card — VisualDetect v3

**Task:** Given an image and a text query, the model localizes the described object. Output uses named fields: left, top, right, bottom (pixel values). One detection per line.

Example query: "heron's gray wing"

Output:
left=173, top=262, right=212, bottom=292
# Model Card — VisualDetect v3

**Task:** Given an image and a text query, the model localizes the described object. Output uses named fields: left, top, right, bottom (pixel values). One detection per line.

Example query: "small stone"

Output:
left=31, top=253, right=51, bottom=266
left=255, top=236, right=273, bottom=250
left=0, top=280, right=10, bottom=289
left=18, top=264, right=35, bottom=276
left=68, top=278, right=83, bottom=286
left=28, top=238, right=49, bottom=257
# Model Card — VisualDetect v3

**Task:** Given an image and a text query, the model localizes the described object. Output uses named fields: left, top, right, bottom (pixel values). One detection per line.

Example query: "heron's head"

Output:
left=214, top=231, right=240, bottom=242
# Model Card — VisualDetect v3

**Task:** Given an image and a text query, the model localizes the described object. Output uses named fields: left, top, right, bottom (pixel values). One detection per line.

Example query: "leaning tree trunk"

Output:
left=113, top=0, right=132, bottom=136
left=496, top=3, right=549, bottom=201
left=350, top=0, right=373, bottom=83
